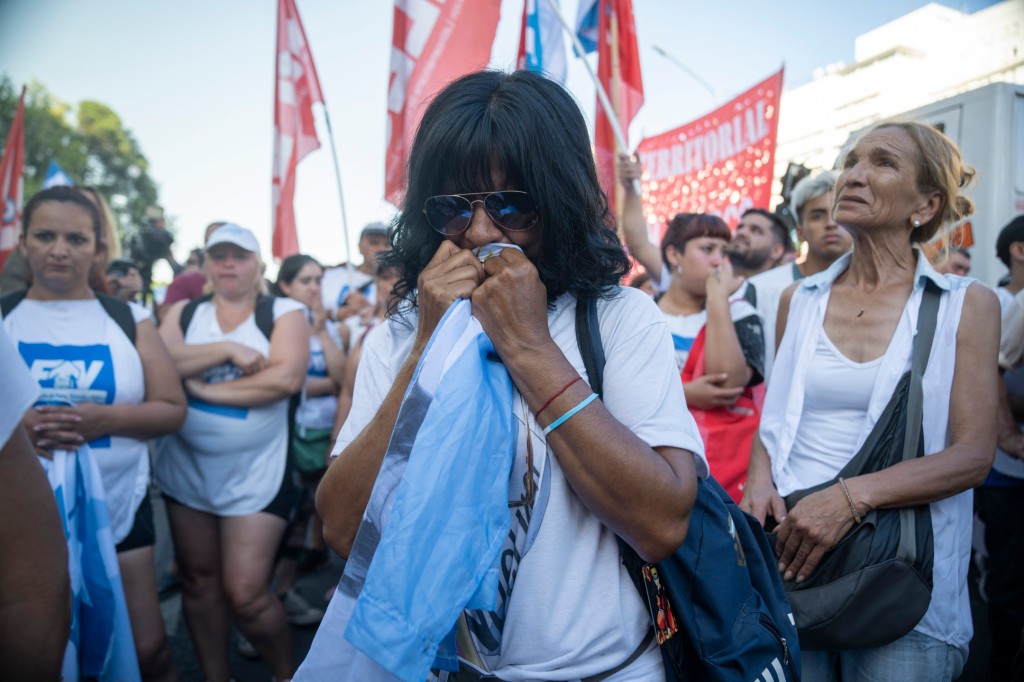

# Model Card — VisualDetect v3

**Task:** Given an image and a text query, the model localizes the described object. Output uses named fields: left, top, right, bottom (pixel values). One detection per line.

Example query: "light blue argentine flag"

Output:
left=45, top=447, right=140, bottom=682
left=522, top=0, right=568, bottom=84
left=575, top=0, right=600, bottom=53
left=43, top=159, right=75, bottom=189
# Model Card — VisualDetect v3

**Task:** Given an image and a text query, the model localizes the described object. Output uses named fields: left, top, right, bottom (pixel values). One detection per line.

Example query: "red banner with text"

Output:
left=385, top=0, right=501, bottom=207
left=636, top=68, right=783, bottom=234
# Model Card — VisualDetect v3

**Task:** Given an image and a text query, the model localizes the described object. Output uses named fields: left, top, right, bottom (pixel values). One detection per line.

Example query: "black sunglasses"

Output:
left=422, top=191, right=540, bottom=236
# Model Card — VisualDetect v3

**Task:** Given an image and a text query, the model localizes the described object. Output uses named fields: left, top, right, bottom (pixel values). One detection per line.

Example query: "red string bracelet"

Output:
left=536, top=376, right=582, bottom=416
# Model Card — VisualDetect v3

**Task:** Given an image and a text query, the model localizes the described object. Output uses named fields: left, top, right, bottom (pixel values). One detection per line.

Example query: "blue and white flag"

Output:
left=518, top=0, right=568, bottom=84
left=43, top=160, right=75, bottom=189
left=575, top=0, right=600, bottom=53
left=296, top=246, right=523, bottom=682
left=43, top=447, right=140, bottom=682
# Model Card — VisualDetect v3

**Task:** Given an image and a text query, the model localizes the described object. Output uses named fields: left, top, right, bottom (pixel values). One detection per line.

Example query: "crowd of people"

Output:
left=0, top=67, right=1021, bottom=682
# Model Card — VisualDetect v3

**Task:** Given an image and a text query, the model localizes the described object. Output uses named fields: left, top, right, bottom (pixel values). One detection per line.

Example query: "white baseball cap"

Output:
left=205, top=223, right=260, bottom=254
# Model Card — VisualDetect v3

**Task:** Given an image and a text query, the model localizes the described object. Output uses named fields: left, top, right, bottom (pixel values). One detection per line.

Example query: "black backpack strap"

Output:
left=903, top=280, right=941, bottom=465
left=574, top=295, right=605, bottom=398
left=94, top=293, right=137, bottom=345
left=179, top=293, right=213, bottom=337
left=2, top=289, right=136, bottom=345
left=0, top=289, right=28, bottom=318
left=255, top=295, right=276, bottom=341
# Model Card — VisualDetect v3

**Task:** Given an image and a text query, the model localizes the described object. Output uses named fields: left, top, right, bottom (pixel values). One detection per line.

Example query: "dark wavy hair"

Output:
left=383, top=70, right=629, bottom=312
left=273, top=253, right=320, bottom=297
left=660, top=213, right=731, bottom=266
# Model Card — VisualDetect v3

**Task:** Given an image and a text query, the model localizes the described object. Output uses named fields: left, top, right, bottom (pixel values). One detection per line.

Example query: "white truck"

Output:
left=847, top=81, right=1024, bottom=286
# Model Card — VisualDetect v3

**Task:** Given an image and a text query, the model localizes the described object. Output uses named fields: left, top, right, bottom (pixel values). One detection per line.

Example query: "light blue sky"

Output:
left=0, top=0, right=999, bottom=276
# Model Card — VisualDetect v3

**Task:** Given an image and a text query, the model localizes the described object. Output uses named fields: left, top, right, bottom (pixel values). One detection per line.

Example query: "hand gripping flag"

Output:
left=296, top=247, right=524, bottom=682
left=517, top=0, right=568, bottom=84
left=0, top=86, right=26, bottom=271
left=45, top=447, right=140, bottom=682
left=272, top=0, right=324, bottom=260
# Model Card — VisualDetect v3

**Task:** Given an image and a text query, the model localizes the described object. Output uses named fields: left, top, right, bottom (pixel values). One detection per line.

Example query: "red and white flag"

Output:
left=272, top=0, right=324, bottom=260
left=0, top=86, right=26, bottom=272
left=385, top=0, right=501, bottom=207
left=594, top=0, right=644, bottom=214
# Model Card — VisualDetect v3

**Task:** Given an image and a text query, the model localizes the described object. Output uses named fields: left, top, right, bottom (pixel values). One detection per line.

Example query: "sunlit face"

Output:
left=798, top=192, right=852, bottom=261
left=281, top=261, right=323, bottom=308
left=834, top=127, right=938, bottom=234
left=21, top=201, right=104, bottom=294
left=729, top=213, right=777, bottom=270
left=669, top=236, right=727, bottom=297
left=443, top=168, right=544, bottom=261
left=204, top=243, right=261, bottom=297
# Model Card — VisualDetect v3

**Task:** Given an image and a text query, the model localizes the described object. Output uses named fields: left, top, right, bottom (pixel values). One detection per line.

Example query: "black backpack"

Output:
left=574, top=295, right=800, bottom=682
left=179, top=293, right=276, bottom=340
left=1, top=289, right=137, bottom=344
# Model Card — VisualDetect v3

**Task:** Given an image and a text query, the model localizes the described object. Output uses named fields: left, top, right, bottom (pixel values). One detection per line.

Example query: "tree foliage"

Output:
left=0, top=74, right=160, bottom=249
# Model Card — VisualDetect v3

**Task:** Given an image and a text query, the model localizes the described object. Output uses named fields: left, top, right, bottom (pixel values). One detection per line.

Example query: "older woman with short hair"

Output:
left=742, top=121, right=997, bottom=680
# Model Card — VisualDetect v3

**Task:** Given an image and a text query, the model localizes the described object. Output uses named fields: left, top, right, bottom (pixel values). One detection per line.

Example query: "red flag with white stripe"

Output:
left=384, top=0, right=501, bottom=207
left=0, top=86, right=26, bottom=271
left=595, top=0, right=644, bottom=213
left=272, top=0, right=324, bottom=260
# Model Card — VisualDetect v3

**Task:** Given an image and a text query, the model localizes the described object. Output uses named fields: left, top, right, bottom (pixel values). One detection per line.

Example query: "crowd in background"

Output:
left=0, top=68, right=1022, bottom=682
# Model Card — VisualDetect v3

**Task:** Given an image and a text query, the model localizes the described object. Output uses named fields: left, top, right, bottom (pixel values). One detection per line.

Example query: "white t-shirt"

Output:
left=0, top=317, right=40, bottom=446
left=154, top=296, right=305, bottom=515
left=295, top=318, right=343, bottom=432
left=321, top=264, right=375, bottom=312
left=335, top=287, right=707, bottom=681
left=662, top=297, right=761, bottom=374
left=746, top=262, right=803, bottom=380
left=3, top=298, right=150, bottom=544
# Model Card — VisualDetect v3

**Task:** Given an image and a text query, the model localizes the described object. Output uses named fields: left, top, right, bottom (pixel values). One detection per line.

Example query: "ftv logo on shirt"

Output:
left=19, top=342, right=116, bottom=447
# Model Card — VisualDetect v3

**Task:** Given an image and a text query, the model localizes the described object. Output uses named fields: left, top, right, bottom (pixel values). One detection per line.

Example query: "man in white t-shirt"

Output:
left=745, top=170, right=852, bottom=379
left=0, top=321, right=70, bottom=679
left=321, top=222, right=391, bottom=328
left=978, top=213, right=1024, bottom=680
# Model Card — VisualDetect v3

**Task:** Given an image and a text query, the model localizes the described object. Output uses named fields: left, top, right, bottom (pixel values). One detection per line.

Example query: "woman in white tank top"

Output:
left=156, top=224, right=308, bottom=682
left=6, top=186, right=186, bottom=681
left=742, top=122, right=998, bottom=680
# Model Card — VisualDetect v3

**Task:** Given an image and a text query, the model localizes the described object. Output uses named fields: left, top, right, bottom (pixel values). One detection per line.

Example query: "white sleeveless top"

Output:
left=4, top=298, right=151, bottom=544
left=761, top=250, right=976, bottom=652
left=154, top=296, right=304, bottom=516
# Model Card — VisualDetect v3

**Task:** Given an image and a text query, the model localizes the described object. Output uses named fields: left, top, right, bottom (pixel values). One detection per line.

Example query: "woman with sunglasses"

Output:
left=314, top=70, right=705, bottom=680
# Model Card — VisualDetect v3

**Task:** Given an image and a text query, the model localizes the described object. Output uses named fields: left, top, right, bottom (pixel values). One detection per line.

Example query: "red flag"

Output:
left=637, top=69, right=784, bottom=230
left=595, top=0, right=644, bottom=214
left=385, top=0, right=501, bottom=207
left=272, top=0, right=324, bottom=260
left=0, top=86, right=26, bottom=272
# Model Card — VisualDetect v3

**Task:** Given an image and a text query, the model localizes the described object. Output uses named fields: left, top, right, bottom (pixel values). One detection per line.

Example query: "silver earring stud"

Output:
left=913, top=219, right=921, bottom=229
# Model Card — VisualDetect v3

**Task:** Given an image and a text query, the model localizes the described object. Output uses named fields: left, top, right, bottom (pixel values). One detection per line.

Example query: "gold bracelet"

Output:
left=838, top=477, right=862, bottom=524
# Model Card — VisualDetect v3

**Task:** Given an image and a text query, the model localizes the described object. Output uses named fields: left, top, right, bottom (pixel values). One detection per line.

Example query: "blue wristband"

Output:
left=543, top=392, right=599, bottom=436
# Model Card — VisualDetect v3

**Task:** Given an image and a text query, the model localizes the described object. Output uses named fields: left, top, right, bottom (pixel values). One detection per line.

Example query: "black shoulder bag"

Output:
left=779, top=281, right=941, bottom=651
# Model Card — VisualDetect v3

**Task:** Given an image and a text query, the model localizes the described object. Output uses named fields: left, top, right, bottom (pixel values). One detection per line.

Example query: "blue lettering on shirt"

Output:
left=19, top=342, right=116, bottom=448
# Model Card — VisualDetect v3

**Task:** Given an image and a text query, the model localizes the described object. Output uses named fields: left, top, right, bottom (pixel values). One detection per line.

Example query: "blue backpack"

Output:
left=575, top=296, right=801, bottom=682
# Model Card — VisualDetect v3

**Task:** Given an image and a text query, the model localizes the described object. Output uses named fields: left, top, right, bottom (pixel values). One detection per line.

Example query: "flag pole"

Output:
left=543, top=0, right=638, bottom=192
left=321, top=107, right=352, bottom=270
